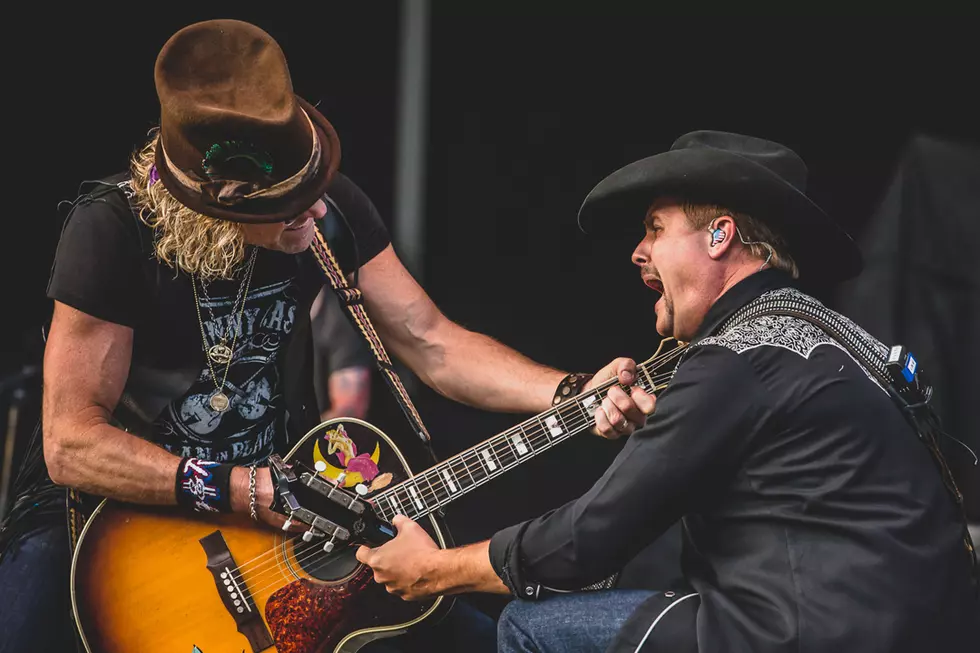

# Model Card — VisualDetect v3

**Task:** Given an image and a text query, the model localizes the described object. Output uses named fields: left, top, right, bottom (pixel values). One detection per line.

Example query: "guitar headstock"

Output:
left=640, top=336, right=688, bottom=369
left=267, top=454, right=396, bottom=551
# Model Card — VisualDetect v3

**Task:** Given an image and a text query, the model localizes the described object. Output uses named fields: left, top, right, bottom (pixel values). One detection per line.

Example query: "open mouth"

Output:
left=643, top=277, right=664, bottom=295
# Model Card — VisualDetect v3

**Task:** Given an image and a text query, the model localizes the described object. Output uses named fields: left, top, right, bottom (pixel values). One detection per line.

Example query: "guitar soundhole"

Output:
left=289, top=539, right=361, bottom=582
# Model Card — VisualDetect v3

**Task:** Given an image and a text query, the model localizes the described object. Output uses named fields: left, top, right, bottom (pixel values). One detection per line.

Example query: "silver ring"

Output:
left=619, top=418, right=629, bottom=430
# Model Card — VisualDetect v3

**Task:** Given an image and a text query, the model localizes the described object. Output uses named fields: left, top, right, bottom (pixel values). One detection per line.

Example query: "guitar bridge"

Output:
left=198, top=530, right=274, bottom=653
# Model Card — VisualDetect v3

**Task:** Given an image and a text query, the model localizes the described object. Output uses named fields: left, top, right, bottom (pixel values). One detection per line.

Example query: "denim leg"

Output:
left=498, top=590, right=659, bottom=653
left=0, top=522, right=77, bottom=653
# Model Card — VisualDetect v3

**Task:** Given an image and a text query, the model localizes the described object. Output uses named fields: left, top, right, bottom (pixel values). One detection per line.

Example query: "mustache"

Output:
left=642, top=266, right=660, bottom=280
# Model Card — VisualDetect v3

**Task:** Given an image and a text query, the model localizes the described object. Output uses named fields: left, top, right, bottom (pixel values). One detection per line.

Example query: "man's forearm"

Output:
left=427, top=540, right=510, bottom=596
left=45, top=413, right=251, bottom=511
left=398, top=319, right=566, bottom=414
left=45, top=414, right=182, bottom=504
left=357, top=246, right=565, bottom=414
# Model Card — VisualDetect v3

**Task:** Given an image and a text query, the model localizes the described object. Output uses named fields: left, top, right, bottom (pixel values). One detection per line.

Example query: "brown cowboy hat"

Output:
left=577, top=131, right=863, bottom=283
left=153, top=19, right=340, bottom=223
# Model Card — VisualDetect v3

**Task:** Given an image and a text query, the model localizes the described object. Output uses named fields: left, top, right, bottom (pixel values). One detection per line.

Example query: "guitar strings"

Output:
left=232, top=400, right=605, bottom=595
left=369, top=342, right=689, bottom=513
left=238, top=379, right=678, bottom=599
left=226, top=351, right=687, bottom=590
left=239, top=409, right=604, bottom=596
left=229, top=366, right=684, bottom=594
left=227, top=342, right=688, bottom=586
left=231, top=377, right=683, bottom=595
left=237, top=381, right=677, bottom=598
left=370, top=355, right=687, bottom=514
left=226, top=360, right=682, bottom=582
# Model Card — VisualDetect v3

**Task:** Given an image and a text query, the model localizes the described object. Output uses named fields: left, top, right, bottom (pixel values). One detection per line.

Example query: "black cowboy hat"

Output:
left=576, top=130, right=862, bottom=283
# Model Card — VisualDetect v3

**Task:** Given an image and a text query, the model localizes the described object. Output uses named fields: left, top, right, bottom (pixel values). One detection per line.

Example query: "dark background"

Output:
left=2, top=4, right=979, bottom=607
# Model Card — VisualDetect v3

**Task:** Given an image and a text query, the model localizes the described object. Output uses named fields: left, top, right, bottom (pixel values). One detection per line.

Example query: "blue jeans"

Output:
left=0, top=521, right=77, bottom=653
left=497, top=590, right=659, bottom=653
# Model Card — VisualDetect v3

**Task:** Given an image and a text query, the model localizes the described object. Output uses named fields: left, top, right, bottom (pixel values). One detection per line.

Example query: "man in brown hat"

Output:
left=0, top=19, right=653, bottom=652
left=355, top=131, right=979, bottom=652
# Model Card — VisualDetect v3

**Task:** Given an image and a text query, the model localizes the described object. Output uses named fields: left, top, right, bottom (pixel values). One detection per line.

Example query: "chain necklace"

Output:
left=191, top=247, right=259, bottom=413
left=197, top=249, right=258, bottom=365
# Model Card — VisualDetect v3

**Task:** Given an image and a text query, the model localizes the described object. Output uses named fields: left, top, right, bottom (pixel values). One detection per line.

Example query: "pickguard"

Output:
left=265, top=567, right=374, bottom=653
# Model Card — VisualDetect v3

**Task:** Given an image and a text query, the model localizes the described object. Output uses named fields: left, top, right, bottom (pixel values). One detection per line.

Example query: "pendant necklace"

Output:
left=191, top=247, right=258, bottom=412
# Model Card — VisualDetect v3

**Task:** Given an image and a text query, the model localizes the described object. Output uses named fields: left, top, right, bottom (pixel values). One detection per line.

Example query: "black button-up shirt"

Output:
left=489, top=269, right=978, bottom=651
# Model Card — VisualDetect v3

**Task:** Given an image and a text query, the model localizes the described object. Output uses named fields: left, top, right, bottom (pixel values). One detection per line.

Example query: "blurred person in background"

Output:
left=311, top=287, right=372, bottom=422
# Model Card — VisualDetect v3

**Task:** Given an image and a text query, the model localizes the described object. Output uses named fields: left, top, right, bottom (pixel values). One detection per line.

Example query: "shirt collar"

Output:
left=692, top=268, right=796, bottom=341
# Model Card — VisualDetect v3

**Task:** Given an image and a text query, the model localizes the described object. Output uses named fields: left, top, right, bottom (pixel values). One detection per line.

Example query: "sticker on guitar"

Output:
left=313, top=423, right=393, bottom=494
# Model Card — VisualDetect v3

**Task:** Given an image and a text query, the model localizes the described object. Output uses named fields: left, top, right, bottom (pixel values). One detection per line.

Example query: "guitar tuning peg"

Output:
left=281, top=516, right=293, bottom=531
left=302, top=526, right=323, bottom=543
left=323, top=534, right=337, bottom=553
left=335, top=472, right=347, bottom=486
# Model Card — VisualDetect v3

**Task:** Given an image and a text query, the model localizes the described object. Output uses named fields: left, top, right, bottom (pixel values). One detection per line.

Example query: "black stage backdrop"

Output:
left=837, top=134, right=980, bottom=521
left=3, top=6, right=979, bottom=606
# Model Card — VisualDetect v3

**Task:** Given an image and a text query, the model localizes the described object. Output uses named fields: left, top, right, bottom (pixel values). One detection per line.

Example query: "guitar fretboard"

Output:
left=370, top=355, right=678, bottom=523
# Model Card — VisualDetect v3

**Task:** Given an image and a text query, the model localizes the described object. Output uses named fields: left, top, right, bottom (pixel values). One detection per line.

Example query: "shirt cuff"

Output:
left=489, top=521, right=544, bottom=601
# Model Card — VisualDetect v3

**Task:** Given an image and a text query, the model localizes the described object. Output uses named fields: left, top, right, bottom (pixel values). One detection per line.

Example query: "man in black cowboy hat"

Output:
left=0, top=18, right=654, bottom=653
left=356, top=131, right=979, bottom=651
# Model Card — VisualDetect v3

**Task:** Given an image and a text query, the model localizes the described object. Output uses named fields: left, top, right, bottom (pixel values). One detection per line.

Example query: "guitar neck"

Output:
left=370, top=354, right=677, bottom=524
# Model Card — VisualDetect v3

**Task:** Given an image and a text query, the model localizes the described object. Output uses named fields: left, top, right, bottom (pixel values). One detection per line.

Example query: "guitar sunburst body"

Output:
left=71, top=419, right=453, bottom=653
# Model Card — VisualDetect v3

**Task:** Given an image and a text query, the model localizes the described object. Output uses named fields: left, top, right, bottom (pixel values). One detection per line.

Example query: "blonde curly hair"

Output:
left=129, top=130, right=248, bottom=281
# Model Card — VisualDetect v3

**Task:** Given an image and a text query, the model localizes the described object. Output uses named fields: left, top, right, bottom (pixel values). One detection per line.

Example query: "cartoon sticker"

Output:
left=313, top=424, right=380, bottom=487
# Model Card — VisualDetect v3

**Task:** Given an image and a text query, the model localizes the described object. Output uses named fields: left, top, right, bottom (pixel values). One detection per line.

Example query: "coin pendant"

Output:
left=209, top=391, right=230, bottom=412
left=208, top=343, right=233, bottom=365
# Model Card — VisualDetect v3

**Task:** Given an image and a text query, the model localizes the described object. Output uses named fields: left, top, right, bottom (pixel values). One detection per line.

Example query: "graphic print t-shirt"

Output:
left=46, top=171, right=390, bottom=465
left=149, top=258, right=304, bottom=463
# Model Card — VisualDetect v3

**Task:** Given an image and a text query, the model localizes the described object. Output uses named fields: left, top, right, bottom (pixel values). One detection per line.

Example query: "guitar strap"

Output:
left=311, top=197, right=434, bottom=451
left=699, top=286, right=977, bottom=591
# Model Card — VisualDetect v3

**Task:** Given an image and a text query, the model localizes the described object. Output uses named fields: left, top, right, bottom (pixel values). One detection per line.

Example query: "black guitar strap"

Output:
left=706, top=287, right=978, bottom=591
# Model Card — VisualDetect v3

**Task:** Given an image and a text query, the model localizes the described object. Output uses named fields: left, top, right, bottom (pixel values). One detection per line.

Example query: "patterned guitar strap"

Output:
left=700, top=287, right=978, bottom=592
left=310, top=200, right=434, bottom=453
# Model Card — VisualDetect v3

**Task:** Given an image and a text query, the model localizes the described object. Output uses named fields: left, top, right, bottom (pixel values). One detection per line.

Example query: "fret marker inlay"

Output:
left=511, top=433, right=528, bottom=455
left=408, top=485, right=424, bottom=510
left=481, top=449, right=497, bottom=471
left=545, top=415, right=563, bottom=437
left=582, top=395, right=598, bottom=417
left=442, top=469, right=458, bottom=493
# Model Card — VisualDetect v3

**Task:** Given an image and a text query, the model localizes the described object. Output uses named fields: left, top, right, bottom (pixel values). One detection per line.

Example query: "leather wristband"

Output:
left=552, top=372, right=593, bottom=406
left=175, top=456, right=235, bottom=513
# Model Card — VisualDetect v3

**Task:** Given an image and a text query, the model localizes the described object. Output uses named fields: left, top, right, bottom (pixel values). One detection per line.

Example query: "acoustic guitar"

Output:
left=70, top=339, right=686, bottom=653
